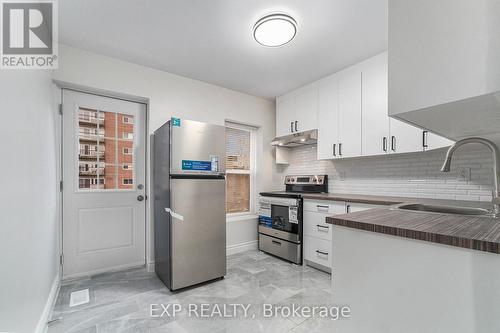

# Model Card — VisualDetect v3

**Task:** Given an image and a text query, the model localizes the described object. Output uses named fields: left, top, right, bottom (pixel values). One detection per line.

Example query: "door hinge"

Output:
left=58, top=104, right=63, bottom=115
left=59, top=254, right=64, bottom=266
left=59, top=181, right=63, bottom=192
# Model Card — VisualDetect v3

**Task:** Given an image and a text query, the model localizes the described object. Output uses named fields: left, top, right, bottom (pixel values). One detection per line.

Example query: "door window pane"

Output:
left=78, top=108, right=135, bottom=190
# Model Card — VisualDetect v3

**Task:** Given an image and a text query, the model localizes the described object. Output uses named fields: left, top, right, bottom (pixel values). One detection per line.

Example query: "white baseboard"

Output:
left=135, top=242, right=259, bottom=274
left=62, top=261, right=145, bottom=281
left=35, top=274, right=60, bottom=333
left=226, top=240, right=258, bottom=256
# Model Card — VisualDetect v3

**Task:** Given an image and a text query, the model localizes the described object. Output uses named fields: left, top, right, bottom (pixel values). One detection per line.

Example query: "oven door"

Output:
left=271, top=204, right=299, bottom=234
left=258, top=196, right=301, bottom=241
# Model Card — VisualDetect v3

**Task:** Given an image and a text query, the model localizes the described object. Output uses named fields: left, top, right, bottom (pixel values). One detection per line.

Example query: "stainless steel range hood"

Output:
left=271, top=129, right=318, bottom=147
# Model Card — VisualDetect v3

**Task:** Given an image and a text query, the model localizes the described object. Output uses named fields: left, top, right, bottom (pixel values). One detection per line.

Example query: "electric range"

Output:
left=258, top=175, right=328, bottom=264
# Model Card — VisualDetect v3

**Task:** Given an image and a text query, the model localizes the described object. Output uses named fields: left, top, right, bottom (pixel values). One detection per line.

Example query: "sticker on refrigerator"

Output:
left=171, top=118, right=181, bottom=127
left=210, top=155, right=219, bottom=172
left=182, top=160, right=212, bottom=171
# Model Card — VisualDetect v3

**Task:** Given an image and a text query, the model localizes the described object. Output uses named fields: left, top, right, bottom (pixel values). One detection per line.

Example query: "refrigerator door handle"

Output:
left=165, top=208, right=184, bottom=221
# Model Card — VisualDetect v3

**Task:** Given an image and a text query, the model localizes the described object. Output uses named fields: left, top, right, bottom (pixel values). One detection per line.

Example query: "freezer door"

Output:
left=169, top=178, right=226, bottom=290
left=171, top=119, right=226, bottom=175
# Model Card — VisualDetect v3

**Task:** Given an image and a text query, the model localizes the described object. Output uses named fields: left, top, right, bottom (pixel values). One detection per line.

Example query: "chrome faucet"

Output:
left=440, top=137, right=500, bottom=217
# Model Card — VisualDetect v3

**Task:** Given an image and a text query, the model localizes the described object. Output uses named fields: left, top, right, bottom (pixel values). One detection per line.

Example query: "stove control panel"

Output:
left=285, top=175, right=326, bottom=185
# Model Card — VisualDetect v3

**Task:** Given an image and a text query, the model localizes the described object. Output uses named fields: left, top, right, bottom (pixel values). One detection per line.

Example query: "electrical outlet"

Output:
left=457, top=167, right=471, bottom=181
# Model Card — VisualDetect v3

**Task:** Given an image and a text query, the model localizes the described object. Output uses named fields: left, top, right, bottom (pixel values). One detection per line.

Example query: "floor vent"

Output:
left=69, top=289, right=90, bottom=307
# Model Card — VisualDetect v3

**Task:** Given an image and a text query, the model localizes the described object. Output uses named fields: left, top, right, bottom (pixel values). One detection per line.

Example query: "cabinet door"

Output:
left=425, top=131, right=454, bottom=151
left=317, top=77, right=339, bottom=160
left=362, top=53, right=390, bottom=156
left=295, top=88, right=318, bottom=133
left=338, top=68, right=362, bottom=158
left=276, top=96, right=295, bottom=137
left=389, top=118, right=424, bottom=154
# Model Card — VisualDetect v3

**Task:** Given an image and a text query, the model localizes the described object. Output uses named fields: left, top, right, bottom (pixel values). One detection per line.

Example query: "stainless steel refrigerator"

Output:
left=153, top=118, right=226, bottom=291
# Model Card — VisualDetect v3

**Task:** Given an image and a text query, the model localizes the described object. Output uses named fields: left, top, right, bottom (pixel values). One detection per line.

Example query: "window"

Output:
left=123, top=116, right=134, bottom=124
left=225, top=123, right=257, bottom=214
left=78, top=108, right=135, bottom=190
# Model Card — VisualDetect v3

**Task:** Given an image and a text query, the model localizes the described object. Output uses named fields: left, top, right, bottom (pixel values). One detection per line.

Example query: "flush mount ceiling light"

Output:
left=253, top=13, right=297, bottom=47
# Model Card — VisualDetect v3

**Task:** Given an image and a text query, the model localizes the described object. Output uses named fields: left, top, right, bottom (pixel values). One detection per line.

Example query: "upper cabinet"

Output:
left=337, top=68, right=362, bottom=158
left=388, top=0, right=500, bottom=142
left=275, top=85, right=318, bottom=137
left=277, top=51, right=454, bottom=161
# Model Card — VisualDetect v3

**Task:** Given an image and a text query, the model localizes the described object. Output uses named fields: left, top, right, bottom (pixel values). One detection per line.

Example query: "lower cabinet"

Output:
left=303, top=199, right=386, bottom=273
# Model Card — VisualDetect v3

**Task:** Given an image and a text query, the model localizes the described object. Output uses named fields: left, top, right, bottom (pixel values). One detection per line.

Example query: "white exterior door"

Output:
left=62, top=90, right=146, bottom=278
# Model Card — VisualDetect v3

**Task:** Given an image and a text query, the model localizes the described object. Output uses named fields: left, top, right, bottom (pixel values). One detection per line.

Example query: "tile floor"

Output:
left=48, top=251, right=337, bottom=333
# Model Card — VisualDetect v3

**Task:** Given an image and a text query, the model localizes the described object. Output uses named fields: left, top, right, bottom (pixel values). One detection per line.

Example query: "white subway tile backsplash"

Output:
left=280, top=145, right=494, bottom=202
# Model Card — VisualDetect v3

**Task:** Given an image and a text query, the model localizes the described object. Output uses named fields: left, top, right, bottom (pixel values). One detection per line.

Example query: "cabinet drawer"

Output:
left=304, top=200, right=345, bottom=214
left=303, top=211, right=332, bottom=241
left=304, top=236, right=332, bottom=268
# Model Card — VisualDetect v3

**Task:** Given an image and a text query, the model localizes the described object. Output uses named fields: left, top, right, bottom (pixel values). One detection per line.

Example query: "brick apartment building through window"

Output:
left=225, top=123, right=256, bottom=214
left=78, top=108, right=135, bottom=190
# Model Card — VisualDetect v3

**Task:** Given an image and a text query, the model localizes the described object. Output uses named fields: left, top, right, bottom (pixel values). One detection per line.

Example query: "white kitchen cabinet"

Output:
left=338, top=68, right=362, bottom=158
left=276, top=86, right=318, bottom=138
left=361, top=52, right=454, bottom=156
left=361, top=53, right=390, bottom=156
left=303, top=199, right=386, bottom=273
left=294, top=88, right=318, bottom=133
left=346, top=202, right=386, bottom=213
left=425, top=131, right=454, bottom=151
left=276, top=96, right=295, bottom=137
left=317, top=76, right=339, bottom=160
left=388, top=118, right=424, bottom=154
left=388, top=0, right=500, bottom=143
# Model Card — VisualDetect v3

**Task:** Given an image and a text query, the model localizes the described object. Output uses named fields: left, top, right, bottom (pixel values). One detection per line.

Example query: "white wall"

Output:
left=280, top=144, right=494, bottom=201
left=0, top=71, right=59, bottom=332
left=53, top=45, right=279, bottom=265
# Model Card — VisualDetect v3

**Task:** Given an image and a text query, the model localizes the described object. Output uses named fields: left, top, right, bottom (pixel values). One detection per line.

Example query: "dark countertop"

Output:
left=312, top=193, right=500, bottom=254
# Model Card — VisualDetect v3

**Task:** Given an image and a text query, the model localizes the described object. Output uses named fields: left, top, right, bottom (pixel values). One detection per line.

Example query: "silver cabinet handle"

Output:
left=338, top=143, right=342, bottom=156
left=316, top=205, right=329, bottom=212
left=294, top=121, right=298, bottom=132
left=290, top=122, right=294, bottom=133
left=383, top=137, right=387, bottom=152
left=333, top=143, right=337, bottom=157
left=346, top=204, right=351, bottom=213
left=272, top=240, right=282, bottom=246
left=316, top=250, right=329, bottom=256
left=391, top=136, right=396, bottom=152
left=317, top=224, right=329, bottom=232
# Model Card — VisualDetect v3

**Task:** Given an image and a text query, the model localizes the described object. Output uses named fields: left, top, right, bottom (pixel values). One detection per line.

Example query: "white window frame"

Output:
left=122, top=178, right=133, bottom=185
left=122, top=164, right=133, bottom=170
left=123, top=147, right=132, bottom=155
left=224, top=121, right=258, bottom=218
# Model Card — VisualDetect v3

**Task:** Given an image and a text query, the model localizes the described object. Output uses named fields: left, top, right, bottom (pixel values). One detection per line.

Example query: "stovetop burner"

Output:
left=260, top=175, right=328, bottom=198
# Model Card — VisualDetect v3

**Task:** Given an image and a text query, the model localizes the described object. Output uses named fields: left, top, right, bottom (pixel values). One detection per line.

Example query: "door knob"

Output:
left=137, top=195, right=144, bottom=202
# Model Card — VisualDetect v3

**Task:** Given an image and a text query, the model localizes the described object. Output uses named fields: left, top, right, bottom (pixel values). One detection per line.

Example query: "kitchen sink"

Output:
left=395, top=203, right=491, bottom=216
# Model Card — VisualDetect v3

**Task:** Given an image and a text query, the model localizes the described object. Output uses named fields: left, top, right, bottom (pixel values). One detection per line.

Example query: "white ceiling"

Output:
left=59, top=0, right=388, bottom=99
